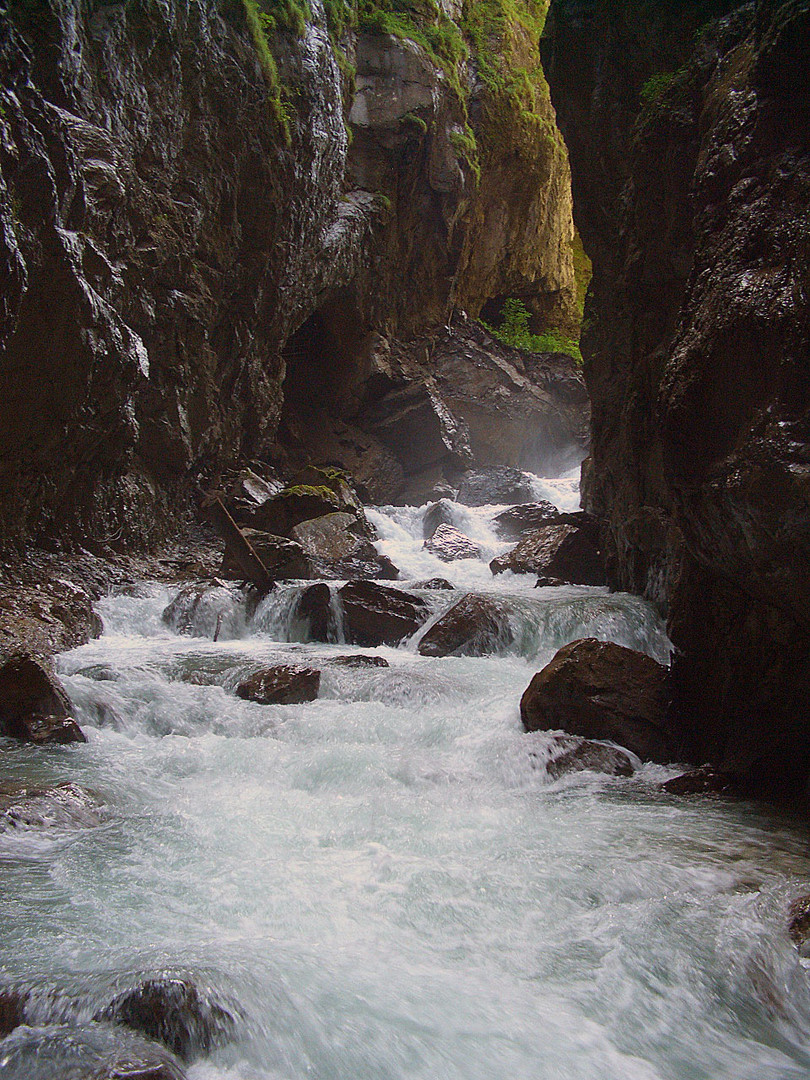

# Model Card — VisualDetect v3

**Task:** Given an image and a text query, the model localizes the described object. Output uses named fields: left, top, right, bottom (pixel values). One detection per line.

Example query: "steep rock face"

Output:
left=0, top=0, right=580, bottom=545
left=546, top=0, right=810, bottom=797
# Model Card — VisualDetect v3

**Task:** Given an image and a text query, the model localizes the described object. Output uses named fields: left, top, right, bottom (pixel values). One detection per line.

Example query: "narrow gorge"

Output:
left=0, top=1, right=809, bottom=1078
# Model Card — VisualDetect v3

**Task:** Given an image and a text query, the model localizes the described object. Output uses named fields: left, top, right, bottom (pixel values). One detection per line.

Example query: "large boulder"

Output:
left=424, top=523, right=482, bottom=562
left=291, top=466, right=363, bottom=513
left=236, top=665, right=320, bottom=705
left=490, top=520, right=605, bottom=584
left=520, top=638, right=672, bottom=762
left=221, top=529, right=310, bottom=581
left=417, top=594, right=512, bottom=657
left=0, top=656, right=86, bottom=745
left=97, top=975, right=238, bottom=1062
left=457, top=467, right=536, bottom=507
left=291, top=512, right=397, bottom=579
left=249, top=487, right=345, bottom=537
left=492, top=501, right=561, bottom=541
left=338, top=581, right=429, bottom=646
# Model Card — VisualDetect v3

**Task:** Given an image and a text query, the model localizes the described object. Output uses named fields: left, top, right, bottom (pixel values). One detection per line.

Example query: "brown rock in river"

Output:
left=424, top=523, right=482, bottom=563
left=97, top=975, right=239, bottom=1062
left=417, top=594, right=512, bottom=657
left=236, top=665, right=320, bottom=705
left=338, top=581, right=429, bottom=647
left=661, top=766, right=735, bottom=796
left=537, top=734, right=636, bottom=780
left=492, top=501, right=561, bottom=541
left=490, top=520, right=605, bottom=585
left=520, top=638, right=671, bottom=763
left=221, top=529, right=310, bottom=581
left=0, top=656, right=86, bottom=745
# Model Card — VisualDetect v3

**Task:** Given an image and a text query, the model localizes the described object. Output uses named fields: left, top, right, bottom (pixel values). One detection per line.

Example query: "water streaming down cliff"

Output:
left=3, top=479, right=810, bottom=1078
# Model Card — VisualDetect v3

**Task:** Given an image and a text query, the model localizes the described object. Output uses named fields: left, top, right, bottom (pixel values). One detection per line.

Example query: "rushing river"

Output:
left=3, top=474, right=810, bottom=1079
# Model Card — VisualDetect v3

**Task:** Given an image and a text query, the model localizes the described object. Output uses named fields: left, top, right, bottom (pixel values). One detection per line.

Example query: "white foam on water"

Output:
left=3, top=478, right=810, bottom=1079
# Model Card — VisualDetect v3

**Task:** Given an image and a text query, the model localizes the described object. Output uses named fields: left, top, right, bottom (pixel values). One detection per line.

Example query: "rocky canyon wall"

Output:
left=0, top=0, right=582, bottom=545
left=546, top=0, right=810, bottom=798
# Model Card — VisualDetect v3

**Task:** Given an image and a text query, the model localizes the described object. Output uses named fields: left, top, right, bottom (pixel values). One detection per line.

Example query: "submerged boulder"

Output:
left=0, top=1022, right=188, bottom=1079
left=0, top=782, right=103, bottom=832
left=236, top=665, right=320, bottom=705
left=424, top=523, right=482, bottom=562
left=492, top=501, right=561, bottom=541
left=457, top=467, right=536, bottom=507
left=490, top=519, right=605, bottom=584
left=0, top=656, right=86, bottom=745
left=520, top=638, right=671, bottom=762
left=338, top=581, right=429, bottom=647
left=422, top=498, right=458, bottom=539
left=417, top=594, right=512, bottom=657
left=97, top=975, right=238, bottom=1062
left=661, top=766, right=735, bottom=796
left=534, top=734, right=636, bottom=780
left=326, top=654, right=390, bottom=668
left=162, top=582, right=244, bottom=638
left=410, top=577, right=455, bottom=590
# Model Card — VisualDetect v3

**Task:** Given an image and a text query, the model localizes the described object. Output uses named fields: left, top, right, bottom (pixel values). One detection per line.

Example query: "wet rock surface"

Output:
left=0, top=0, right=580, bottom=542
left=492, top=501, right=562, bottom=541
left=297, top=583, right=332, bottom=642
left=490, top=519, right=605, bottom=585
left=96, top=976, right=238, bottom=1062
left=326, top=655, right=390, bottom=669
left=533, top=734, right=636, bottom=780
left=661, top=766, right=735, bottom=797
left=457, top=467, right=537, bottom=508
left=0, top=1022, right=188, bottom=1080
left=0, top=656, right=86, bottom=745
left=0, top=782, right=104, bottom=832
left=236, top=665, right=321, bottom=706
left=520, top=638, right=672, bottom=763
left=422, top=499, right=458, bottom=540
left=221, top=529, right=310, bottom=582
left=546, top=0, right=810, bottom=797
left=338, top=582, right=429, bottom=647
left=410, top=578, right=455, bottom=591
left=417, top=594, right=513, bottom=658
left=0, top=580, right=102, bottom=665
left=788, top=895, right=810, bottom=955
left=424, top=524, right=482, bottom=563
left=162, top=583, right=245, bottom=638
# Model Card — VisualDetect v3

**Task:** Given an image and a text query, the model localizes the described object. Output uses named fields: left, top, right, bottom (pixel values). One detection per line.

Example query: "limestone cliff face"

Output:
left=0, top=0, right=578, bottom=545
left=546, top=0, right=810, bottom=798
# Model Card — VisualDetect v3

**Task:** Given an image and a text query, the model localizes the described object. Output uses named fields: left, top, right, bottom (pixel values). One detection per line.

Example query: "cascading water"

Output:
left=2, top=473, right=810, bottom=1079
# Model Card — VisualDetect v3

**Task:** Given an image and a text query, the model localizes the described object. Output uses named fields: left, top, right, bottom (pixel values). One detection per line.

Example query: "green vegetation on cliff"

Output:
left=485, top=298, right=582, bottom=361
